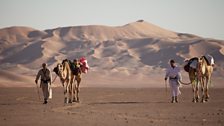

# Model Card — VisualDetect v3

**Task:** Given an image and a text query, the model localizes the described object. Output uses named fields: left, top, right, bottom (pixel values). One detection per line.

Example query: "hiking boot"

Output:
left=43, top=100, right=48, bottom=104
left=175, top=96, right=178, bottom=103
left=171, top=97, right=175, bottom=103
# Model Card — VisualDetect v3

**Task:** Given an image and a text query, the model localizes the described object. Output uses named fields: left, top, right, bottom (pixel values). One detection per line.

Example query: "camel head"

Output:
left=197, top=56, right=208, bottom=75
left=198, top=57, right=203, bottom=65
left=56, top=63, right=65, bottom=83
left=198, top=56, right=207, bottom=67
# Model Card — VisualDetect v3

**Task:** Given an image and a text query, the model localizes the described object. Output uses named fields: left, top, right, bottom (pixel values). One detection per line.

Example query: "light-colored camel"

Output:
left=56, top=60, right=82, bottom=103
left=188, top=65, right=200, bottom=102
left=56, top=61, right=74, bottom=103
left=197, top=56, right=213, bottom=102
left=183, top=56, right=213, bottom=102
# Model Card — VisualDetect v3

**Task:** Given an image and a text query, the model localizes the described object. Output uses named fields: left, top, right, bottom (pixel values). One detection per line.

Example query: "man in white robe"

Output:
left=165, top=60, right=182, bottom=103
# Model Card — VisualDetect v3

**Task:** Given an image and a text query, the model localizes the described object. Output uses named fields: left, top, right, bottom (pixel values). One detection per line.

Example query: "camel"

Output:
left=182, top=56, right=213, bottom=103
left=197, top=56, right=213, bottom=102
left=188, top=63, right=200, bottom=102
left=54, top=59, right=82, bottom=103
left=73, top=71, right=81, bottom=102
left=55, top=60, right=74, bottom=103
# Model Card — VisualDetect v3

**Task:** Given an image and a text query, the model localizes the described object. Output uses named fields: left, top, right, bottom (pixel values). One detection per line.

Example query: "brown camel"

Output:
left=73, top=71, right=81, bottom=102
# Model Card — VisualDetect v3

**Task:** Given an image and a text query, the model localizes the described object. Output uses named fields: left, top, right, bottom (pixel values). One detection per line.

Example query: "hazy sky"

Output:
left=0, top=0, right=224, bottom=40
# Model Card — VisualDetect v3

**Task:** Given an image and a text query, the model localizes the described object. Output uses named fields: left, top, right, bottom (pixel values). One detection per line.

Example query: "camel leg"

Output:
left=206, top=66, right=213, bottom=101
left=76, top=78, right=81, bottom=102
left=192, top=81, right=199, bottom=103
left=64, top=81, right=69, bottom=104
left=192, top=89, right=196, bottom=102
left=193, top=77, right=200, bottom=103
left=200, top=77, right=206, bottom=103
left=205, top=76, right=210, bottom=102
left=68, top=84, right=73, bottom=103
left=189, top=71, right=197, bottom=103
left=195, top=80, right=200, bottom=103
left=69, top=76, right=74, bottom=103
left=74, top=75, right=81, bottom=102
left=192, top=82, right=197, bottom=103
left=74, top=84, right=78, bottom=102
left=73, top=81, right=77, bottom=102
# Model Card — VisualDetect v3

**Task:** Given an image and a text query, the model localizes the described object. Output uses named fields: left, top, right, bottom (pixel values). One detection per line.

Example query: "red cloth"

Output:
left=79, top=57, right=89, bottom=73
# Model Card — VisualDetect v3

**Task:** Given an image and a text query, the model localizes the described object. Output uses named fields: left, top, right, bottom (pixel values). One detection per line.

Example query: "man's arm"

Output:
left=177, top=72, right=182, bottom=81
left=35, top=70, right=41, bottom=84
left=165, top=68, right=169, bottom=81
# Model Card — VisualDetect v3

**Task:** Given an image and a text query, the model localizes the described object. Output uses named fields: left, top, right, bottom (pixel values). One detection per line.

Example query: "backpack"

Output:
left=184, top=57, right=198, bottom=72
left=68, top=60, right=81, bottom=75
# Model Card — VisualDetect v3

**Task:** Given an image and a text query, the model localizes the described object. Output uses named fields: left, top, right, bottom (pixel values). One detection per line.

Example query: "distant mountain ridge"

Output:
left=0, top=20, right=224, bottom=87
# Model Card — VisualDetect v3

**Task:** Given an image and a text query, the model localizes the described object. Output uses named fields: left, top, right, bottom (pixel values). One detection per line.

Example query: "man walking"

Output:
left=35, top=63, right=52, bottom=104
left=165, top=60, right=182, bottom=103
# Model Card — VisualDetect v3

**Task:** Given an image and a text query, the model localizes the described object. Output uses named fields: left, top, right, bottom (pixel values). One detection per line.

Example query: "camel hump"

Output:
left=62, top=59, right=69, bottom=64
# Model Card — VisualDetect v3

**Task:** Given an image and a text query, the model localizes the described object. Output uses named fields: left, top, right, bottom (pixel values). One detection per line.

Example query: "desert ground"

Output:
left=1, top=20, right=224, bottom=126
left=0, top=87, right=224, bottom=126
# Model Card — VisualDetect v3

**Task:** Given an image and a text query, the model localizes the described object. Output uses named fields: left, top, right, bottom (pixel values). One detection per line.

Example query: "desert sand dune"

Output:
left=0, top=20, right=224, bottom=87
left=1, top=18, right=224, bottom=126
